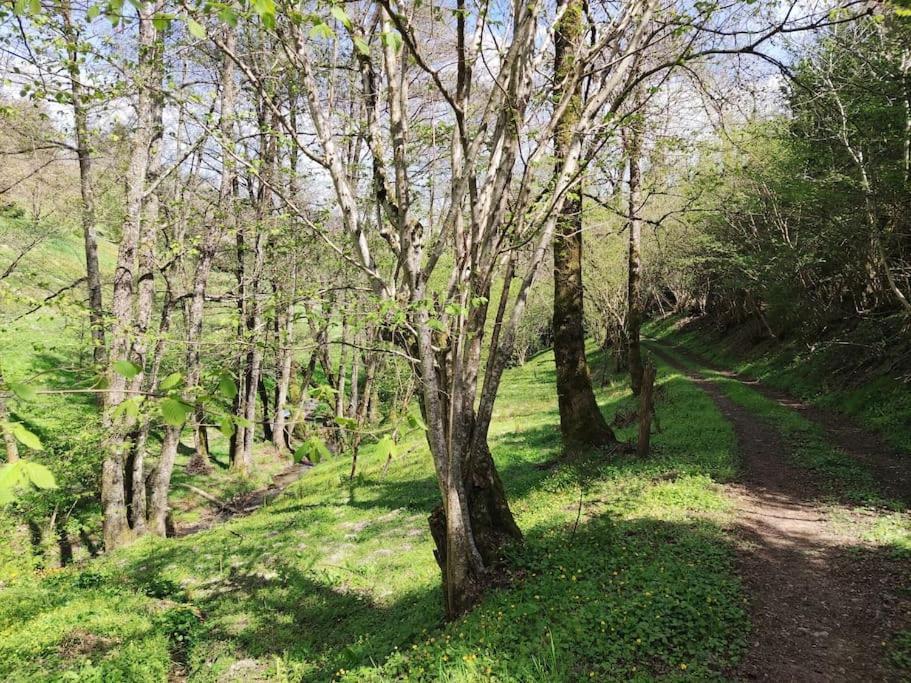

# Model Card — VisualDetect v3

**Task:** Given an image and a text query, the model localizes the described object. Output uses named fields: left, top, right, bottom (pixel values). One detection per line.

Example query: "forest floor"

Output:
left=1, top=330, right=909, bottom=681
left=648, top=341, right=910, bottom=681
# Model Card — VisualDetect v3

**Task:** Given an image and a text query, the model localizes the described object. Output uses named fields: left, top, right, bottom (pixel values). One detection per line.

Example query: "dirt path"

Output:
left=174, top=462, right=311, bottom=537
left=650, top=345, right=910, bottom=682
left=663, top=342, right=911, bottom=505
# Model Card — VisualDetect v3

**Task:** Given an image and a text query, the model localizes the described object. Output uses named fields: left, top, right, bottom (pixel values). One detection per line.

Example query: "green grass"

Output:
left=0, top=349, right=750, bottom=681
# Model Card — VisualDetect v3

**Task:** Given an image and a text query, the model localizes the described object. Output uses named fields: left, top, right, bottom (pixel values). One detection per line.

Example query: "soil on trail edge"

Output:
left=650, top=345, right=910, bottom=682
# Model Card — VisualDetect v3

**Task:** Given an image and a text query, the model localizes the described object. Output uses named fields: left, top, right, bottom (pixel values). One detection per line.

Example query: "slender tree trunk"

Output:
left=552, top=0, right=616, bottom=450
left=125, top=69, right=165, bottom=537
left=258, top=376, right=273, bottom=442
left=271, top=271, right=294, bottom=452
left=0, top=368, right=19, bottom=463
left=188, top=28, right=237, bottom=473
left=348, top=349, right=360, bottom=419
left=636, top=365, right=656, bottom=457
left=61, top=0, right=105, bottom=365
left=625, top=113, right=645, bottom=395
left=101, top=4, right=158, bottom=551
left=233, top=103, right=274, bottom=473
left=335, top=312, right=349, bottom=419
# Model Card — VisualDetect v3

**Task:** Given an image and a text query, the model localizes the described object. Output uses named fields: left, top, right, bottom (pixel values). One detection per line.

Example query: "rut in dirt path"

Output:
left=650, top=345, right=910, bottom=682
left=662, top=341, right=911, bottom=505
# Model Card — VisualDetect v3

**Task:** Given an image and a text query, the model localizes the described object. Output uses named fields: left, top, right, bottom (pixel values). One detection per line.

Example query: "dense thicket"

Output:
left=656, top=17, right=911, bottom=337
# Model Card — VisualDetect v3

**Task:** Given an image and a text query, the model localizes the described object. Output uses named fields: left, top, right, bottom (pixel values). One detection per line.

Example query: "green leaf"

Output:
left=353, top=35, right=370, bottom=56
left=113, top=359, right=141, bottom=379
left=160, top=398, right=193, bottom=427
left=9, top=382, right=37, bottom=402
left=310, top=22, right=334, bottom=40
left=13, top=0, right=40, bottom=17
left=375, top=434, right=396, bottom=460
left=86, top=4, right=101, bottom=20
left=406, top=412, right=427, bottom=431
left=24, top=461, right=56, bottom=490
left=152, top=12, right=171, bottom=31
left=0, top=461, right=28, bottom=505
left=294, top=436, right=330, bottom=464
left=251, top=0, right=275, bottom=25
left=159, top=372, right=183, bottom=391
left=312, top=384, right=337, bottom=403
left=186, top=17, right=206, bottom=39
left=334, top=416, right=357, bottom=430
left=218, top=415, right=235, bottom=438
left=330, top=5, right=351, bottom=28
left=112, top=396, right=142, bottom=420
left=217, top=373, right=237, bottom=400
left=218, top=6, right=238, bottom=26
left=11, top=423, right=42, bottom=451
left=381, top=30, right=403, bottom=52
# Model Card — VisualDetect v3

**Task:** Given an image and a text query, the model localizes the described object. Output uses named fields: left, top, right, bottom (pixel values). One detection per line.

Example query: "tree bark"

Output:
left=232, top=103, right=274, bottom=473
left=625, top=113, right=645, bottom=395
left=101, top=3, right=158, bottom=551
left=0, top=367, right=19, bottom=463
left=148, top=427, right=179, bottom=536
left=187, top=27, right=237, bottom=474
left=552, top=0, right=616, bottom=450
left=271, top=274, right=294, bottom=453
left=61, top=0, right=105, bottom=365
left=636, top=365, right=656, bottom=457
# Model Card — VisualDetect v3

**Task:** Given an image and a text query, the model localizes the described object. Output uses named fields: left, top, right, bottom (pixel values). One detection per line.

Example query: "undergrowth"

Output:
left=0, top=349, right=749, bottom=681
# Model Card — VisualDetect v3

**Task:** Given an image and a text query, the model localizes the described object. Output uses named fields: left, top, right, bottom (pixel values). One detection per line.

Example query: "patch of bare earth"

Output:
left=651, top=345, right=910, bottom=682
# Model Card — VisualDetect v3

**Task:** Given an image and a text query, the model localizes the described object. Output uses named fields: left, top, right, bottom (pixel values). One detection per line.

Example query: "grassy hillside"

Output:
left=0, top=349, right=750, bottom=681
left=0, top=218, right=287, bottom=576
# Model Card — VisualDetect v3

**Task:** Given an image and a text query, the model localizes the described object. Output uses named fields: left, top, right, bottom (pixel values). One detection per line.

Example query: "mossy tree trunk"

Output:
left=552, top=0, right=617, bottom=451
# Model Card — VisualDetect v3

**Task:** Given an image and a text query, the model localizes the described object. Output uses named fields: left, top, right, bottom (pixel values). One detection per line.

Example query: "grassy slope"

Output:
left=0, top=220, right=290, bottom=575
left=645, top=316, right=911, bottom=453
left=0, top=350, right=749, bottom=682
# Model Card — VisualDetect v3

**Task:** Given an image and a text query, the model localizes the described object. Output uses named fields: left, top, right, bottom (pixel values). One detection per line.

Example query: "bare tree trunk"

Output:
left=187, top=28, right=237, bottom=473
left=348, top=348, right=360, bottom=419
left=101, top=4, right=158, bottom=551
left=61, top=0, right=105, bottom=365
left=625, top=112, right=645, bottom=395
left=552, top=0, right=616, bottom=450
left=271, top=271, right=295, bottom=452
left=636, top=365, right=656, bottom=457
left=148, top=427, right=179, bottom=536
left=425, top=266, right=523, bottom=618
left=125, top=67, right=166, bottom=538
left=0, top=367, right=19, bottom=463
left=232, top=102, right=275, bottom=473
left=335, top=312, right=349, bottom=419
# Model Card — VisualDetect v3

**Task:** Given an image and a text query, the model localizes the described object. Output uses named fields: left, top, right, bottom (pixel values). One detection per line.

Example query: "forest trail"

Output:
left=649, top=344, right=910, bottom=682
left=174, top=462, right=312, bottom=537
left=660, top=342, right=911, bottom=505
